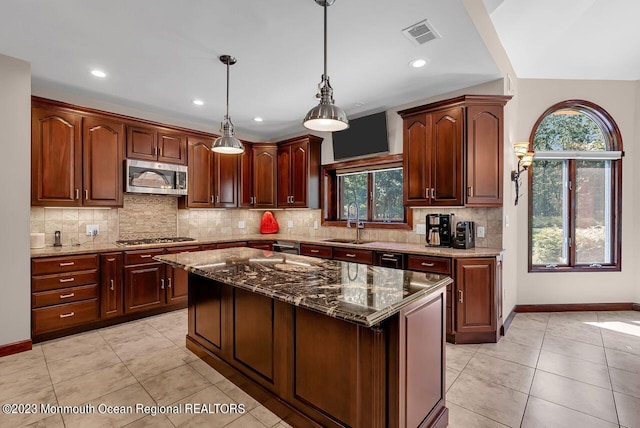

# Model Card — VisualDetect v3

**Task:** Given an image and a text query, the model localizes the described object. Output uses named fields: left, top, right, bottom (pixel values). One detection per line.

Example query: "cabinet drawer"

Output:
left=165, top=245, right=201, bottom=254
left=333, top=248, right=374, bottom=264
left=124, top=249, right=165, bottom=265
left=217, top=241, right=247, bottom=249
left=32, top=284, right=99, bottom=308
left=374, top=252, right=406, bottom=269
left=300, top=244, right=333, bottom=259
left=407, top=255, right=451, bottom=275
left=32, top=254, right=98, bottom=275
left=200, top=244, right=218, bottom=251
left=248, top=241, right=274, bottom=251
left=32, top=270, right=98, bottom=292
left=32, top=299, right=99, bottom=334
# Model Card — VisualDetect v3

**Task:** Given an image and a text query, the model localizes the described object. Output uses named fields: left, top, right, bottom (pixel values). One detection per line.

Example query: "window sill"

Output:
left=321, top=220, right=412, bottom=230
left=529, top=265, right=621, bottom=273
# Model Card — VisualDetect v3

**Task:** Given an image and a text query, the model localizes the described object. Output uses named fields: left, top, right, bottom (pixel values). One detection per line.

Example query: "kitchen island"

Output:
left=156, top=248, right=452, bottom=428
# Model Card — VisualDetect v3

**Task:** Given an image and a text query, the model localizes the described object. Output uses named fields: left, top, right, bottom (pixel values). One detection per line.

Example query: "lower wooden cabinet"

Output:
left=100, top=252, right=123, bottom=318
left=165, top=245, right=201, bottom=305
left=124, top=262, right=165, bottom=313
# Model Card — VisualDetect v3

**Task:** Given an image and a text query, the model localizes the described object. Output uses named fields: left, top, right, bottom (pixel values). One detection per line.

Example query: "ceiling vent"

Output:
left=402, top=19, right=441, bottom=46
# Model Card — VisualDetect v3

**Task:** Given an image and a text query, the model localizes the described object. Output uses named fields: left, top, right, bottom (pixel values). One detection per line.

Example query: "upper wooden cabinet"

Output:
left=276, top=135, right=322, bottom=208
left=31, top=107, right=83, bottom=206
left=252, top=144, right=278, bottom=209
left=186, top=137, right=214, bottom=208
left=127, top=125, right=187, bottom=165
left=32, top=103, right=124, bottom=207
left=398, top=95, right=511, bottom=207
left=238, top=144, right=254, bottom=208
left=213, top=152, right=239, bottom=208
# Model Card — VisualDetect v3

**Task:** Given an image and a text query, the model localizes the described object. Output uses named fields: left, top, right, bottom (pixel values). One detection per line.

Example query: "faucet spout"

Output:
left=346, top=190, right=364, bottom=243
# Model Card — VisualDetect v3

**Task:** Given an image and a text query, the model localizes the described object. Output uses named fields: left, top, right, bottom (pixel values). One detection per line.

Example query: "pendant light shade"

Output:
left=303, top=0, right=349, bottom=132
left=212, top=55, right=244, bottom=154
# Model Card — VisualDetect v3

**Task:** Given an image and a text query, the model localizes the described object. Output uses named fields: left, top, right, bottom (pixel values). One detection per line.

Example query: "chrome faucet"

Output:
left=346, top=191, right=364, bottom=243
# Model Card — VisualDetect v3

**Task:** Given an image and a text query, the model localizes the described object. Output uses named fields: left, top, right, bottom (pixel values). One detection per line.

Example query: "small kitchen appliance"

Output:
left=425, top=214, right=454, bottom=247
left=452, top=221, right=476, bottom=249
left=125, top=159, right=188, bottom=196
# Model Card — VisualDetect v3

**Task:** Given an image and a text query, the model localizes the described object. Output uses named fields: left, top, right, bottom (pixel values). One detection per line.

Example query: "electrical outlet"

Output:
left=287, top=220, right=294, bottom=228
left=238, top=220, right=245, bottom=229
left=313, top=220, right=318, bottom=229
left=416, top=224, right=426, bottom=235
left=477, top=226, right=485, bottom=238
left=86, top=225, right=99, bottom=236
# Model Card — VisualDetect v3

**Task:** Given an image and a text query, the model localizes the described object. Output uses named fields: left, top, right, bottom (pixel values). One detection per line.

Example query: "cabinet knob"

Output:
left=459, top=290, right=464, bottom=303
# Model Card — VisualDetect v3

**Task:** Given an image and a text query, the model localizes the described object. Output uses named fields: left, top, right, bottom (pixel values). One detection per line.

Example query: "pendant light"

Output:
left=212, top=55, right=244, bottom=154
left=303, top=0, right=349, bottom=132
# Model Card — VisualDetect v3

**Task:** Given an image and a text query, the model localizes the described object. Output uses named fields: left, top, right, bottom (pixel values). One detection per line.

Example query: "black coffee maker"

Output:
left=425, top=214, right=454, bottom=247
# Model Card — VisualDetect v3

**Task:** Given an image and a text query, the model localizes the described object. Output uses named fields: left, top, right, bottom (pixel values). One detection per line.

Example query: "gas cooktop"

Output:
left=115, top=237, right=196, bottom=246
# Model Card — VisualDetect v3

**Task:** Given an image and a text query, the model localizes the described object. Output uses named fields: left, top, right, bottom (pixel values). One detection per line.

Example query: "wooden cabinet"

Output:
left=31, top=102, right=125, bottom=208
left=213, top=152, right=239, bottom=208
left=399, top=95, right=510, bottom=207
left=100, top=252, right=123, bottom=318
left=186, top=137, right=214, bottom=208
left=277, top=136, right=322, bottom=208
left=124, top=263, right=165, bottom=313
left=300, top=244, right=333, bottom=259
left=248, top=241, right=274, bottom=251
left=332, top=247, right=373, bottom=264
left=83, top=116, right=125, bottom=207
left=127, top=125, right=187, bottom=165
left=165, top=245, right=201, bottom=305
left=252, top=144, right=278, bottom=209
left=31, top=107, right=82, bottom=206
left=238, top=144, right=254, bottom=207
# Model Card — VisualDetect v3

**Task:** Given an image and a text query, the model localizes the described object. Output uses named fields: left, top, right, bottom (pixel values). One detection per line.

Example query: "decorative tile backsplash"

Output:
left=30, top=196, right=503, bottom=248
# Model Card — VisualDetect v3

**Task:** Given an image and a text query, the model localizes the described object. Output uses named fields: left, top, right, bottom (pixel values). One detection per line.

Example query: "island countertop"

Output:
left=155, top=247, right=452, bottom=327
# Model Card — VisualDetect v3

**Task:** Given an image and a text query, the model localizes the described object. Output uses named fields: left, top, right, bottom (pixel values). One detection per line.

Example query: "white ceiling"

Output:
left=0, top=0, right=501, bottom=140
left=487, top=0, right=640, bottom=80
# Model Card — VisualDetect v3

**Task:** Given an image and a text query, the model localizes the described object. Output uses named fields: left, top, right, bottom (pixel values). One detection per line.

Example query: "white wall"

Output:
left=0, top=54, right=31, bottom=346
left=515, top=79, right=638, bottom=304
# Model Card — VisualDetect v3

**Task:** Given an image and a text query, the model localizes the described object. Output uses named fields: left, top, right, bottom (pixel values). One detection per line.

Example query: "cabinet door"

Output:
left=124, top=263, right=165, bottom=313
left=455, top=258, right=495, bottom=334
left=253, top=146, right=278, bottom=208
left=431, top=107, right=464, bottom=206
left=187, top=137, right=214, bottom=208
left=290, top=141, right=309, bottom=207
left=31, top=107, right=82, bottom=206
left=214, top=153, right=239, bottom=208
left=158, top=131, right=187, bottom=165
left=126, top=125, right=157, bottom=161
left=165, top=245, right=200, bottom=305
left=83, top=116, right=124, bottom=207
left=100, top=253, right=123, bottom=318
left=277, top=145, right=291, bottom=207
left=466, top=105, right=503, bottom=206
left=238, top=145, right=254, bottom=207
left=403, top=115, right=430, bottom=205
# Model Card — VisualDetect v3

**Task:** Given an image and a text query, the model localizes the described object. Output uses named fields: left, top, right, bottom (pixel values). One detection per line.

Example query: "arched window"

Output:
left=529, top=100, right=622, bottom=272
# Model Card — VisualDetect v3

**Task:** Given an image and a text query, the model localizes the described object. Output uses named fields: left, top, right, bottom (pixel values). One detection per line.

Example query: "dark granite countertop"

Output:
left=155, top=248, right=452, bottom=327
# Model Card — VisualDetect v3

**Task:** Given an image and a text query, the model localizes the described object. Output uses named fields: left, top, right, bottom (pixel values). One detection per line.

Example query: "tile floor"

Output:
left=0, top=310, right=639, bottom=427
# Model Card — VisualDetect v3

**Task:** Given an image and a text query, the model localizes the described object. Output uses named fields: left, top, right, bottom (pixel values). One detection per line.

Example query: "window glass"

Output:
left=337, top=167, right=403, bottom=223
left=372, top=168, right=403, bottom=221
left=339, top=173, right=367, bottom=221
left=575, top=160, right=611, bottom=264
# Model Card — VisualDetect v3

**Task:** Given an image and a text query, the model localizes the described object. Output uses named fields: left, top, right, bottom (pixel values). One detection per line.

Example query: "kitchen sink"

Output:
left=321, top=238, right=371, bottom=245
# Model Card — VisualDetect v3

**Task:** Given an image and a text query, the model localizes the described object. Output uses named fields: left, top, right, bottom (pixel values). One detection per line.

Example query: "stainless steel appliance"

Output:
left=453, top=221, right=476, bottom=249
left=125, top=159, right=188, bottom=196
left=426, top=214, right=454, bottom=247
left=273, top=241, right=300, bottom=254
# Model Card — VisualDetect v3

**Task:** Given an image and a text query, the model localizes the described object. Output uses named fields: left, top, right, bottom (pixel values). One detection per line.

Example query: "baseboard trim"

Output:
left=0, top=339, right=32, bottom=358
left=500, top=310, right=517, bottom=336
left=514, top=303, right=634, bottom=313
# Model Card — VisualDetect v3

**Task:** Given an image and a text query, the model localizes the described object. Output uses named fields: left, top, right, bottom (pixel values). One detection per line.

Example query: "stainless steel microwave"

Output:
left=125, top=159, right=188, bottom=196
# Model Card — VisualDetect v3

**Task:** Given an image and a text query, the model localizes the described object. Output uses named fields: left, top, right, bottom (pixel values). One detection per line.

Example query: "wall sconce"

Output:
left=511, top=142, right=535, bottom=206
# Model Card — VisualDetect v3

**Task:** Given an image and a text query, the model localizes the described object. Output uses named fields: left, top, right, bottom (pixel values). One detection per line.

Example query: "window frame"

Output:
left=528, top=100, right=623, bottom=273
left=321, top=154, right=412, bottom=230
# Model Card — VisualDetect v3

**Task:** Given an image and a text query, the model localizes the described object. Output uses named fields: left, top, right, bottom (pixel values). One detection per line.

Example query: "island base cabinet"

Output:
left=186, top=273, right=448, bottom=428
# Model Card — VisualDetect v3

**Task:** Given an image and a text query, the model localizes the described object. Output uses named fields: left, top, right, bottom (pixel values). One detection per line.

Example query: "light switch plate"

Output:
left=287, top=220, right=294, bottom=228
left=477, top=226, right=485, bottom=238
left=238, top=220, right=245, bottom=229
left=313, top=220, right=319, bottom=229
left=416, top=224, right=426, bottom=235
left=86, top=225, right=99, bottom=236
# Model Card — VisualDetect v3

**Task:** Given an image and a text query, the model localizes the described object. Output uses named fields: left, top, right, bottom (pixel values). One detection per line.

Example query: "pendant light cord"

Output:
left=323, top=1, right=328, bottom=80
left=225, top=59, right=230, bottom=119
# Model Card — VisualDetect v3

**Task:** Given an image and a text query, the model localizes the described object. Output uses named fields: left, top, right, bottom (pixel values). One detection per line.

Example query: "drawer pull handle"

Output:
left=161, top=279, right=165, bottom=289
left=459, top=290, right=464, bottom=303
left=60, top=312, right=75, bottom=319
left=381, top=257, right=398, bottom=262
left=59, top=278, right=75, bottom=283
left=345, top=253, right=356, bottom=258
left=59, top=262, right=75, bottom=267
left=107, top=257, right=116, bottom=262
left=382, top=253, right=396, bottom=258
left=421, top=262, right=435, bottom=267
left=110, top=279, right=114, bottom=291
left=310, top=249, right=320, bottom=253
left=140, top=255, right=153, bottom=258
left=168, top=278, right=172, bottom=288
left=59, top=293, right=75, bottom=299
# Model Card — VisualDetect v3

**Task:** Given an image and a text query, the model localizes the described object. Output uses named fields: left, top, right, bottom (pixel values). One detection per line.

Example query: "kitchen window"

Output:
left=322, top=154, right=411, bottom=229
left=529, top=100, right=622, bottom=272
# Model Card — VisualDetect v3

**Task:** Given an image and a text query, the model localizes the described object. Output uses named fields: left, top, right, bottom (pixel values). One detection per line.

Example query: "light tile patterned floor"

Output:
left=1, top=310, right=639, bottom=427
left=0, top=309, right=289, bottom=428
left=447, top=311, right=640, bottom=428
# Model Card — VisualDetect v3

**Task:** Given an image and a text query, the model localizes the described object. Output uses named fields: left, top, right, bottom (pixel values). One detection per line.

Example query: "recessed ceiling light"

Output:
left=192, top=99, right=204, bottom=106
left=91, top=69, right=107, bottom=78
left=354, top=102, right=365, bottom=107
left=409, top=58, right=428, bottom=68
left=253, top=117, right=263, bottom=122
